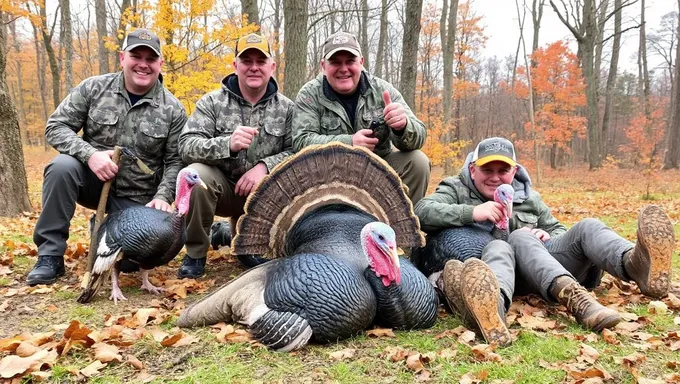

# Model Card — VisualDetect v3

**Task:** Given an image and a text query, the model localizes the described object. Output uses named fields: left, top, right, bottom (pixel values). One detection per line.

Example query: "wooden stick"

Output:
left=82, top=146, right=122, bottom=288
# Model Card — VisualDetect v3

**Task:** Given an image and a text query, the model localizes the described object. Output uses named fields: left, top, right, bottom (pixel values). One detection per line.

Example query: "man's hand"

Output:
left=229, top=125, right=259, bottom=153
left=88, top=150, right=118, bottom=181
left=472, top=201, right=505, bottom=223
left=382, top=91, right=407, bottom=131
left=235, top=162, right=268, bottom=197
left=352, top=129, right=379, bottom=151
left=146, top=199, right=173, bottom=212
left=518, top=227, right=551, bottom=242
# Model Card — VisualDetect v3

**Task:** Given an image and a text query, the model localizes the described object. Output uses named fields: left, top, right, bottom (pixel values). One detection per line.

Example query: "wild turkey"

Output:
left=177, top=143, right=438, bottom=351
left=77, top=168, right=206, bottom=304
left=411, top=184, right=514, bottom=277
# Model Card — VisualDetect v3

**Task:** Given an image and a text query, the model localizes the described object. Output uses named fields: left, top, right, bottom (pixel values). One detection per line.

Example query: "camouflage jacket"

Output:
left=178, top=74, right=294, bottom=181
left=292, top=71, right=426, bottom=158
left=414, top=153, right=567, bottom=237
left=45, top=72, right=187, bottom=204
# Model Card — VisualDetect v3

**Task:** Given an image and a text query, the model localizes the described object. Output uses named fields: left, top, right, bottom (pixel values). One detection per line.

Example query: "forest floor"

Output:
left=1, top=146, right=679, bottom=383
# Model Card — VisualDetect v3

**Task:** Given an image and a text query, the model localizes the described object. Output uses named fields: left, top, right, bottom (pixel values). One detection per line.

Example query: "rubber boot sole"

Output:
left=635, top=205, right=675, bottom=298
left=461, top=259, right=511, bottom=346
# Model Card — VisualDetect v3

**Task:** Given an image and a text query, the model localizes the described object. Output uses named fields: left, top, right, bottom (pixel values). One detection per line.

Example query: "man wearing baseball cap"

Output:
left=415, top=136, right=674, bottom=344
left=292, top=30, right=430, bottom=205
left=177, top=32, right=294, bottom=277
left=29, top=28, right=187, bottom=285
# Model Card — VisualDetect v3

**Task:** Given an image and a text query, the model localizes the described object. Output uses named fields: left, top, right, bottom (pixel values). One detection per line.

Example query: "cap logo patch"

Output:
left=485, top=142, right=509, bottom=153
left=138, top=31, right=152, bottom=40
left=246, top=35, right=262, bottom=43
left=332, top=35, right=349, bottom=44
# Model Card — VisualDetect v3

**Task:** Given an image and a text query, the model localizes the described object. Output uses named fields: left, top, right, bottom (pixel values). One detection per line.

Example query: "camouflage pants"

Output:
left=383, top=149, right=430, bottom=206
left=509, top=218, right=634, bottom=301
left=184, top=163, right=247, bottom=260
left=33, top=154, right=140, bottom=258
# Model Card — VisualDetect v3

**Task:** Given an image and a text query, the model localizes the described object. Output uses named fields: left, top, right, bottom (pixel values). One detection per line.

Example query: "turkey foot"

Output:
left=110, top=268, right=128, bottom=304
left=140, top=269, right=165, bottom=294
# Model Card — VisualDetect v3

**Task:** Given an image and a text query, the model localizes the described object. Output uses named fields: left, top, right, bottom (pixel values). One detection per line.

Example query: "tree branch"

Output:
left=603, top=0, right=638, bottom=25
left=549, top=0, right=584, bottom=41
left=600, top=23, right=640, bottom=45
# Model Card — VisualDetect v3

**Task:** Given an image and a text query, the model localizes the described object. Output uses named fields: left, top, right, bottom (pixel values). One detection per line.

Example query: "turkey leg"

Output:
left=140, top=269, right=165, bottom=294
left=109, top=265, right=128, bottom=304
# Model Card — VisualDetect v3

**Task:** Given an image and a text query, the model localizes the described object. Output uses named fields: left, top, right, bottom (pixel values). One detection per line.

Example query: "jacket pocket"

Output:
left=320, top=115, right=345, bottom=135
left=137, top=120, right=168, bottom=155
left=514, top=211, right=539, bottom=229
left=88, top=108, right=119, bottom=147
left=263, top=121, right=286, bottom=137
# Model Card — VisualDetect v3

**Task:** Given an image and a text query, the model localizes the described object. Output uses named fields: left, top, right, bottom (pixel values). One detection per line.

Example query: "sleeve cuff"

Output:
left=76, top=147, right=98, bottom=164
left=461, top=205, right=475, bottom=225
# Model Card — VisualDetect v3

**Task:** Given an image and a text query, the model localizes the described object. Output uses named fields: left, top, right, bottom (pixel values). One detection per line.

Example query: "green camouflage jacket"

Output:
left=414, top=153, right=567, bottom=237
left=178, top=74, right=294, bottom=181
left=292, top=72, right=426, bottom=158
left=45, top=72, right=187, bottom=204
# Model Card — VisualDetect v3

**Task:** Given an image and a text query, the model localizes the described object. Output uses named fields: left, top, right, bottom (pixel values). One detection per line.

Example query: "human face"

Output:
left=234, top=50, right=275, bottom=94
left=119, top=47, right=163, bottom=95
left=469, top=161, right=517, bottom=201
left=321, top=51, right=364, bottom=95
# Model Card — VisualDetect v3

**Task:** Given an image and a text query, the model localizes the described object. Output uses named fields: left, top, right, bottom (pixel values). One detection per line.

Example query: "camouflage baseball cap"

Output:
left=322, top=31, right=362, bottom=60
left=235, top=33, right=271, bottom=58
left=472, top=137, right=517, bottom=167
left=122, top=29, right=162, bottom=57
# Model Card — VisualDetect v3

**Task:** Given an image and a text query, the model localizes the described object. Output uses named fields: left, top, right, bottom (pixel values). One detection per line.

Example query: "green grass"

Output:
left=54, top=290, right=78, bottom=301
left=69, top=306, right=96, bottom=321
left=0, top=277, right=11, bottom=287
left=12, top=255, right=34, bottom=270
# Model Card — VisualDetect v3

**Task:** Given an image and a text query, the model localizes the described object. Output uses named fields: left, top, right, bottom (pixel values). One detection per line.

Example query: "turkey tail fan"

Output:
left=233, top=143, right=425, bottom=258
left=77, top=248, right=122, bottom=304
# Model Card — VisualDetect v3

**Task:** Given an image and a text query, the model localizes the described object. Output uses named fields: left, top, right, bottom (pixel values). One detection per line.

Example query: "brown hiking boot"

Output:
left=441, top=259, right=511, bottom=346
left=551, top=276, right=621, bottom=332
left=624, top=205, right=675, bottom=298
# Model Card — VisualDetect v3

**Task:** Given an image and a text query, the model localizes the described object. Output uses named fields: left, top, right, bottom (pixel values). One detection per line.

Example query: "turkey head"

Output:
left=362, top=222, right=401, bottom=286
left=493, top=184, right=514, bottom=231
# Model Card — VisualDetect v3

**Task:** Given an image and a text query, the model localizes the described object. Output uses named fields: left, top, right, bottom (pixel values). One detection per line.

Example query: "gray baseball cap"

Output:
left=322, top=31, right=362, bottom=60
left=472, top=137, right=517, bottom=167
left=122, top=29, right=162, bottom=57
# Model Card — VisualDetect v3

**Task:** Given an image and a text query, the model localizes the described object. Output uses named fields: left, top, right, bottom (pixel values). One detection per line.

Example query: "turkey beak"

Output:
left=199, top=181, right=207, bottom=189
left=379, top=242, right=400, bottom=268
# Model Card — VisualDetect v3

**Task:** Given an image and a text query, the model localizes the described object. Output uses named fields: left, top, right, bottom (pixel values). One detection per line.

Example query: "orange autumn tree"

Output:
left=516, top=41, right=586, bottom=168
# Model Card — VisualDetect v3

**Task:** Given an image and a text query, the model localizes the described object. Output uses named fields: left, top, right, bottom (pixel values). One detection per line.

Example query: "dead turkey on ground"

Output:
left=77, top=168, right=206, bottom=304
left=177, top=143, right=438, bottom=351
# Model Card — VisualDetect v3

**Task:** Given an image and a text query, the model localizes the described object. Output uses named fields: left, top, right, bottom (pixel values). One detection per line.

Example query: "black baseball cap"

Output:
left=122, top=29, right=162, bottom=57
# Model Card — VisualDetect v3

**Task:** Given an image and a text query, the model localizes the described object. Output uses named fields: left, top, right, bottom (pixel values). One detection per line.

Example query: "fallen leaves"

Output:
left=366, top=327, right=395, bottom=338
left=329, top=348, right=356, bottom=361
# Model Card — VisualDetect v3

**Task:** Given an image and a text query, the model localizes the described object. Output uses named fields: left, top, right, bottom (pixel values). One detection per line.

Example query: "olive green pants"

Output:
left=185, top=163, right=246, bottom=260
left=383, top=149, right=430, bottom=206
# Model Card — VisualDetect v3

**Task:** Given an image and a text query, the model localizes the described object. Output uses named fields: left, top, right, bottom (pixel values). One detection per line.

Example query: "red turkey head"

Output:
left=361, top=222, right=401, bottom=286
left=493, top=183, right=514, bottom=230
left=176, top=167, right=207, bottom=215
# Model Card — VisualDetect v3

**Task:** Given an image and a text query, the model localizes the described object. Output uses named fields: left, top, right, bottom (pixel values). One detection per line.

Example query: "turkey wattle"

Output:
left=77, top=168, right=206, bottom=304
left=411, top=183, right=515, bottom=278
left=177, top=143, right=438, bottom=351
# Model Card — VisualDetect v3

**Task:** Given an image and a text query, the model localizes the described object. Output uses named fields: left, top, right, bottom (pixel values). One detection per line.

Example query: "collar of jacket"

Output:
left=115, top=71, right=162, bottom=107
left=222, top=73, right=279, bottom=105
left=322, top=71, right=371, bottom=101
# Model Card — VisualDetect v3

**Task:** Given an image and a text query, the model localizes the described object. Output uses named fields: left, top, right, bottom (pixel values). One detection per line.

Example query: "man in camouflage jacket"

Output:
left=293, top=31, right=429, bottom=205
left=415, top=137, right=674, bottom=344
left=177, top=33, right=294, bottom=278
left=29, top=29, right=187, bottom=286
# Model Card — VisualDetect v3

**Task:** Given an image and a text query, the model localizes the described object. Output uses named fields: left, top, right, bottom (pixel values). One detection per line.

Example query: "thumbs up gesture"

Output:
left=382, top=90, right=407, bottom=131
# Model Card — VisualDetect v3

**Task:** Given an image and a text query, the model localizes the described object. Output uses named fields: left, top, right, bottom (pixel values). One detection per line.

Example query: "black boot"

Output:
left=177, top=255, right=206, bottom=279
left=236, top=254, right=270, bottom=268
left=27, top=256, right=65, bottom=286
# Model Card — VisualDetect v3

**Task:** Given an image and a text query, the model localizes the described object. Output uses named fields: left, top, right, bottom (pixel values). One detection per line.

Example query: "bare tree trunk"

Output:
left=273, top=0, right=282, bottom=83
left=442, top=0, right=459, bottom=127
left=0, top=11, right=32, bottom=216
left=399, top=0, right=423, bottom=107
left=374, top=0, right=388, bottom=77
left=638, top=0, right=651, bottom=117
left=594, top=0, right=609, bottom=92
left=241, top=0, right=260, bottom=26
left=32, top=25, right=49, bottom=125
left=361, top=0, right=370, bottom=71
left=662, top=0, right=680, bottom=169
left=602, top=0, right=621, bottom=158
left=282, top=0, right=308, bottom=98
left=39, top=2, right=61, bottom=110
left=60, top=0, right=73, bottom=92
left=9, top=21, right=27, bottom=140
left=116, top=0, right=131, bottom=52
left=95, top=0, right=109, bottom=74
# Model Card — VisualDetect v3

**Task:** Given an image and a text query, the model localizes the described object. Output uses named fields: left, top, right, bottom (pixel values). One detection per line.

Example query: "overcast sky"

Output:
left=477, top=0, right=676, bottom=73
